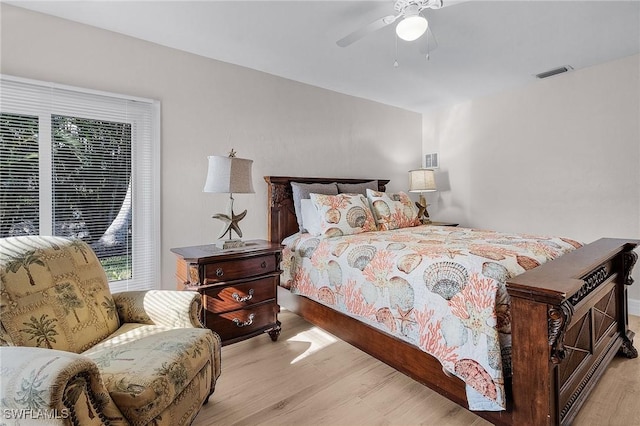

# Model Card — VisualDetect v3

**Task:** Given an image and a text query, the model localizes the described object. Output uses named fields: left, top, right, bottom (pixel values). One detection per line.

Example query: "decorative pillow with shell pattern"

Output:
left=366, top=189, right=420, bottom=231
left=309, top=193, right=377, bottom=238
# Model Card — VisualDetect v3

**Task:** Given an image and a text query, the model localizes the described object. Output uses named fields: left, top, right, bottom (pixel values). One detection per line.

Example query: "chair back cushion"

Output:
left=0, top=236, right=120, bottom=353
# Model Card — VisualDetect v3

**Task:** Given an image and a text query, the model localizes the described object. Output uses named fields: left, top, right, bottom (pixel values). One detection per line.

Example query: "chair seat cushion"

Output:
left=83, top=323, right=217, bottom=425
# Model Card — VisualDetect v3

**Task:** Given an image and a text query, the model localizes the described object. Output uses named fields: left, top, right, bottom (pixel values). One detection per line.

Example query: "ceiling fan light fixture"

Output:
left=396, top=12, right=428, bottom=41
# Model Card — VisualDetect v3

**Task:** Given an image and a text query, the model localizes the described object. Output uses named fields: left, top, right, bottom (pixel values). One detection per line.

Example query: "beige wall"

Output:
left=1, top=4, right=422, bottom=289
left=422, top=54, right=640, bottom=309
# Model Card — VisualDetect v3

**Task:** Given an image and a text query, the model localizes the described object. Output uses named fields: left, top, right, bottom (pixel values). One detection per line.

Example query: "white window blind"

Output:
left=0, top=75, right=160, bottom=293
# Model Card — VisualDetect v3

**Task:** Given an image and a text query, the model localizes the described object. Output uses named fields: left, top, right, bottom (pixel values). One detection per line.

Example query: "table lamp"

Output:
left=203, top=149, right=254, bottom=248
left=409, top=168, right=437, bottom=224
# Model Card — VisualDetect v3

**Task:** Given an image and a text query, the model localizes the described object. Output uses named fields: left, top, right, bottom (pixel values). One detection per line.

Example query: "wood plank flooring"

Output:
left=193, top=312, right=640, bottom=425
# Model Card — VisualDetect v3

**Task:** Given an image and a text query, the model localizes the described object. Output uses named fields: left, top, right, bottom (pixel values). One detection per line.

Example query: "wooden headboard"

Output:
left=264, top=176, right=389, bottom=243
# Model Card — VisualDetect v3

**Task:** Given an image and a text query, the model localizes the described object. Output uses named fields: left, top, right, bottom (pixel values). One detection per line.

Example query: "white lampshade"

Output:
left=203, top=155, right=255, bottom=194
left=396, top=14, right=428, bottom=42
left=409, top=169, right=437, bottom=192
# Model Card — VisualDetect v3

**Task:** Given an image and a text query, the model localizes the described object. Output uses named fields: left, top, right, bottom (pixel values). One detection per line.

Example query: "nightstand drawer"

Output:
left=203, top=274, right=278, bottom=313
left=203, top=253, right=277, bottom=284
left=205, top=302, right=279, bottom=342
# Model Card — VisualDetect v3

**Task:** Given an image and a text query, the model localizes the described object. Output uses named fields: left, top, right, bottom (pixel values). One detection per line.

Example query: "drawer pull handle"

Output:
left=261, top=261, right=267, bottom=268
left=216, top=268, right=224, bottom=277
left=233, top=313, right=255, bottom=328
left=232, top=289, right=254, bottom=303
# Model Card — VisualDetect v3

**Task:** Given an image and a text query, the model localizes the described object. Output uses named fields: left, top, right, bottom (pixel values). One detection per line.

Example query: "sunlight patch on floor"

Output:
left=287, top=326, right=338, bottom=364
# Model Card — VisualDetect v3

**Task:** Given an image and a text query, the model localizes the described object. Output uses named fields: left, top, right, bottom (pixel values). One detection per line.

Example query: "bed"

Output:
left=264, top=175, right=639, bottom=425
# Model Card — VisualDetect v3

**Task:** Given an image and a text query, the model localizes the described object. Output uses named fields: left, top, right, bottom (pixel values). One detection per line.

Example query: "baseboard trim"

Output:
left=629, top=298, right=640, bottom=317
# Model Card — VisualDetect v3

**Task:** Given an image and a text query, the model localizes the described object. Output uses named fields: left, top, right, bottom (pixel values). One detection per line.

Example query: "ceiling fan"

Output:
left=336, top=0, right=444, bottom=48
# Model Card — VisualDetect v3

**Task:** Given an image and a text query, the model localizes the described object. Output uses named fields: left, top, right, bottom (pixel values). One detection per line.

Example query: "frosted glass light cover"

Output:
left=396, top=15, right=428, bottom=41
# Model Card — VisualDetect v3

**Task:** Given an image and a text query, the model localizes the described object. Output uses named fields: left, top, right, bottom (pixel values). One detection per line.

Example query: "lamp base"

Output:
left=415, top=194, right=431, bottom=224
left=212, top=194, right=248, bottom=245
left=222, top=239, right=245, bottom=249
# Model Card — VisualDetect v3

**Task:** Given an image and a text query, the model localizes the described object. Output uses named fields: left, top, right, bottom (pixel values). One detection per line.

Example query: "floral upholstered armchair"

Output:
left=0, top=236, right=222, bottom=425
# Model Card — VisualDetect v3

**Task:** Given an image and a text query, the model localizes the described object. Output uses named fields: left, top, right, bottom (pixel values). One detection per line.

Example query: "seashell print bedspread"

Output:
left=280, top=225, right=582, bottom=411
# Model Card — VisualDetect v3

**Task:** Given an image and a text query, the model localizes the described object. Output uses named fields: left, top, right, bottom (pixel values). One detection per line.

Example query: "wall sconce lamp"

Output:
left=409, top=168, right=437, bottom=224
left=203, top=149, right=254, bottom=248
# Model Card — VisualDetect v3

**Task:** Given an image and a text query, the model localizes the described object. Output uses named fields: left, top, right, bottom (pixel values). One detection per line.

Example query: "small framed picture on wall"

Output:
left=425, top=153, right=439, bottom=169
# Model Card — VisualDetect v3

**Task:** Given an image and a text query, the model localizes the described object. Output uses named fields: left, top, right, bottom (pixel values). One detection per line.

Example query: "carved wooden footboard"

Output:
left=264, top=175, right=638, bottom=425
left=507, top=239, right=638, bottom=425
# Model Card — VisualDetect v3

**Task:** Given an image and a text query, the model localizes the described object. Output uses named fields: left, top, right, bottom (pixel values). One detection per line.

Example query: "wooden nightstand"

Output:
left=425, top=221, right=459, bottom=227
left=170, top=240, right=282, bottom=346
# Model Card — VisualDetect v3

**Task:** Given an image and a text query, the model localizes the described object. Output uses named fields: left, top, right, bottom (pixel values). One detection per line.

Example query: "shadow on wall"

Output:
left=434, top=169, right=451, bottom=192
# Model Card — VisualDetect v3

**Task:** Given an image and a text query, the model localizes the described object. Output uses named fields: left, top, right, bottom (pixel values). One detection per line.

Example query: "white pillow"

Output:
left=300, top=198, right=322, bottom=236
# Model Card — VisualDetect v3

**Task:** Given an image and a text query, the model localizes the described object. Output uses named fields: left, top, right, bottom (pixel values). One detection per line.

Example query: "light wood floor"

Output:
left=193, top=312, right=640, bottom=426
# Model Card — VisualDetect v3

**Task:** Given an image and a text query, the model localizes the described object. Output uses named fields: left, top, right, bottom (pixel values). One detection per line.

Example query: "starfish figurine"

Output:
left=212, top=195, right=247, bottom=240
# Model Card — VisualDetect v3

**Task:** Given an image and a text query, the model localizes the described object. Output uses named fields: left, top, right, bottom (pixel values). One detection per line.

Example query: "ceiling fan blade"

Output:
left=336, top=14, right=399, bottom=47
left=439, top=0, right=471, bottom=8
left=419, top=26, right=439, bottom=55
left=424, top=0, right=444, bottom=10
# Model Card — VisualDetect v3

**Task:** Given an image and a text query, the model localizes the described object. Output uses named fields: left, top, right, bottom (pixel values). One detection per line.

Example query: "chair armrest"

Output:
left=113, top=290, right=203, bottom=328
left=0, top=347, right=126, bottom=425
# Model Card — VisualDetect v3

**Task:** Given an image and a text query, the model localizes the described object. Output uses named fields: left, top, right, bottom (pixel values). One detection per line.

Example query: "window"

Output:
left=0, top=75, right=160, bottom=293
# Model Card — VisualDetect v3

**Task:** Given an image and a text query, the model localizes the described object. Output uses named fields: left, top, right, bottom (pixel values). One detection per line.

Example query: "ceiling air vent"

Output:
left=536, top=65, right=573, bottom=79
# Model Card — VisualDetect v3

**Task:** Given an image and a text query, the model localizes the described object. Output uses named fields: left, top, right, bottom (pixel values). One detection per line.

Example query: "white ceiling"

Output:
left=9, top=0, right=640, bottom=112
